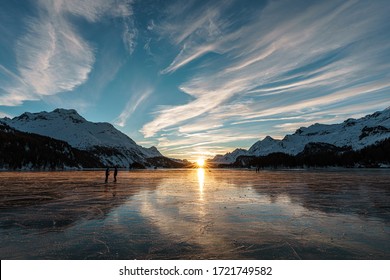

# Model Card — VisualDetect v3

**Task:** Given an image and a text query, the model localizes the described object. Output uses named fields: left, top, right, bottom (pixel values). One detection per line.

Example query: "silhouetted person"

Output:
left=114, top=166, right=118, bottom=182
left=105, top=167, right=110, bottom=183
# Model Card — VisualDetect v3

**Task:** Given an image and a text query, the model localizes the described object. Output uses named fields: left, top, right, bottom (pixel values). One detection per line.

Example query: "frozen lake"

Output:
left=0, top=169, right=389, bottom=259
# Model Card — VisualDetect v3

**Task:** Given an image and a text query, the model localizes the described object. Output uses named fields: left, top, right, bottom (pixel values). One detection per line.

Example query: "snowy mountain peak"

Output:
left=263, top=135, right=276, bottom=142
left=211, top=148, right=249, bottom=163
left=1, top=109, right=163, bottom=166
left=14, top=108, right=87, bottom=124
left=214, top=107, right=390, bottom=164
left=53, top=108, right=86, bottom=121
left=53, top=108, right=77, bottom=114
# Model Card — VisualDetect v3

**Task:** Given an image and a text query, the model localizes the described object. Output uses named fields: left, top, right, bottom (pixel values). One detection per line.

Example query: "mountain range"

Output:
left=212, top=107, right=390, bottom=164
left=0, top=109, right=187, bottom=170
left=1, top=107, right=389, bottom=170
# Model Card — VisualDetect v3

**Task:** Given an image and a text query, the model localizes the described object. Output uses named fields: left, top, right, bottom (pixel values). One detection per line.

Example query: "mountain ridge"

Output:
left=1, top=108, right=163, bottom=167
left=212, top=107, right=390, bottom=164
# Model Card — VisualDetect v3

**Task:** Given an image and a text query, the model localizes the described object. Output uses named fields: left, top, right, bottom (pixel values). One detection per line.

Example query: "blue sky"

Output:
left=0, top=0, right=390, bottom=160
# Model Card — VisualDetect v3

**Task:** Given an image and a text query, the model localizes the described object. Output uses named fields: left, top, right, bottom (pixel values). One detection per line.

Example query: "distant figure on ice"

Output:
left=105, top=167, right=110, bottom=183
left=114, top=166, right=118, bottom=182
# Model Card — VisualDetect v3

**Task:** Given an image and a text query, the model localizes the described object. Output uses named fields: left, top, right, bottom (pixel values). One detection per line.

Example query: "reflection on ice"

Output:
left=0, top=169, right=389, bottom=259
left=197, top=168, right=205, bottom=198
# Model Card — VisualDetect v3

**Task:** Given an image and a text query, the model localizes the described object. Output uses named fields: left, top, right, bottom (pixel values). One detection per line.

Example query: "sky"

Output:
left=0, top=0, right=390, bottom=160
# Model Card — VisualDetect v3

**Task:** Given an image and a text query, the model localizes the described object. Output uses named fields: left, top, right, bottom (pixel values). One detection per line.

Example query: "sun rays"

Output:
left=196, top=158, right=205, bottom=168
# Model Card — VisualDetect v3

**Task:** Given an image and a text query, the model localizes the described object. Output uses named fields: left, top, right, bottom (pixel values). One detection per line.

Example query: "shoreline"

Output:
left=1, top=166, right=390, bottom=172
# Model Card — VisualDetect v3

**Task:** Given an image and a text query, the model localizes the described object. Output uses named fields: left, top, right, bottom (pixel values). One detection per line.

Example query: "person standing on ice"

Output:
left=105, top=167, right=110, bottom=183
left=114, top=166, right=118, bottom=182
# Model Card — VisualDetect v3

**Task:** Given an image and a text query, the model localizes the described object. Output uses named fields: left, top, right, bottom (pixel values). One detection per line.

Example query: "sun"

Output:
left=196, top=158, right=205, bottom=167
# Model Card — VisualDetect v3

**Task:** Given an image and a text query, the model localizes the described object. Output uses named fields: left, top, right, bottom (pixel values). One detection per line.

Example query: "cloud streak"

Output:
left=16, top=13, right=94, bottom=95
left=114, top=87, right=153, bottom=127
left=0, top=0, right=136, bottom=106
left=2, top=0, right=390, bottom=160
left=158, top=1, right=231, bottom=74
left=141, top=0, right=390, bottom=157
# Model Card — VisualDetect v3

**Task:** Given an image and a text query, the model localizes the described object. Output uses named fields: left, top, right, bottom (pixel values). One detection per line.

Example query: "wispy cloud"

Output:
left=159, top=0, right=225, bottom=45
left=154, top=127, right=262, bottom=160
left=114, top=86, right=153, bottom=127
left=53, top=0, right=137, bottom=53
left=141, top=85, right=238, bottom=137
left=16, top=13, right=94, bottom=95
left=0, top=64, right=38, bottom=106
left=0, top=0, right=136, bottom=106
left=161, top=43, right=219, bottom=74
left=158, top=1, right=231, bottom=74
left=142, top=0, right=390, bottom=157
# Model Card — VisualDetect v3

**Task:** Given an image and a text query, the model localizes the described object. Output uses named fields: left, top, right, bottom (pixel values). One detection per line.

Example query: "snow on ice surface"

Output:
left=0, top=169, right=389, bottom=259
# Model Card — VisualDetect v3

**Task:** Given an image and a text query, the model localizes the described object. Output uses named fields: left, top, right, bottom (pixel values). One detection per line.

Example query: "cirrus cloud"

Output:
left=141, top=0, right=390, bottom=157
left=0, top=0, right=136, bottom=106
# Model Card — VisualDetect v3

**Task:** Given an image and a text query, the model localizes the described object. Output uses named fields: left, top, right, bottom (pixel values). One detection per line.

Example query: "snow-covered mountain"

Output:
left=211, top=148, right=249, bottom=164
left=212, top=107, right=390, bottom=164
left=1, top=108, right=162, bottom=166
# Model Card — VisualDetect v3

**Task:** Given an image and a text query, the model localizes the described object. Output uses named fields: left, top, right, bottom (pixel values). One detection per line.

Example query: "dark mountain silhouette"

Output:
left=0, top=122, right=103, bottom=170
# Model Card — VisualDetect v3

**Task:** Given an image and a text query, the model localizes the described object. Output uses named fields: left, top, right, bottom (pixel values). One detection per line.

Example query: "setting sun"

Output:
left=196, top=158, right=205, bottom=167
